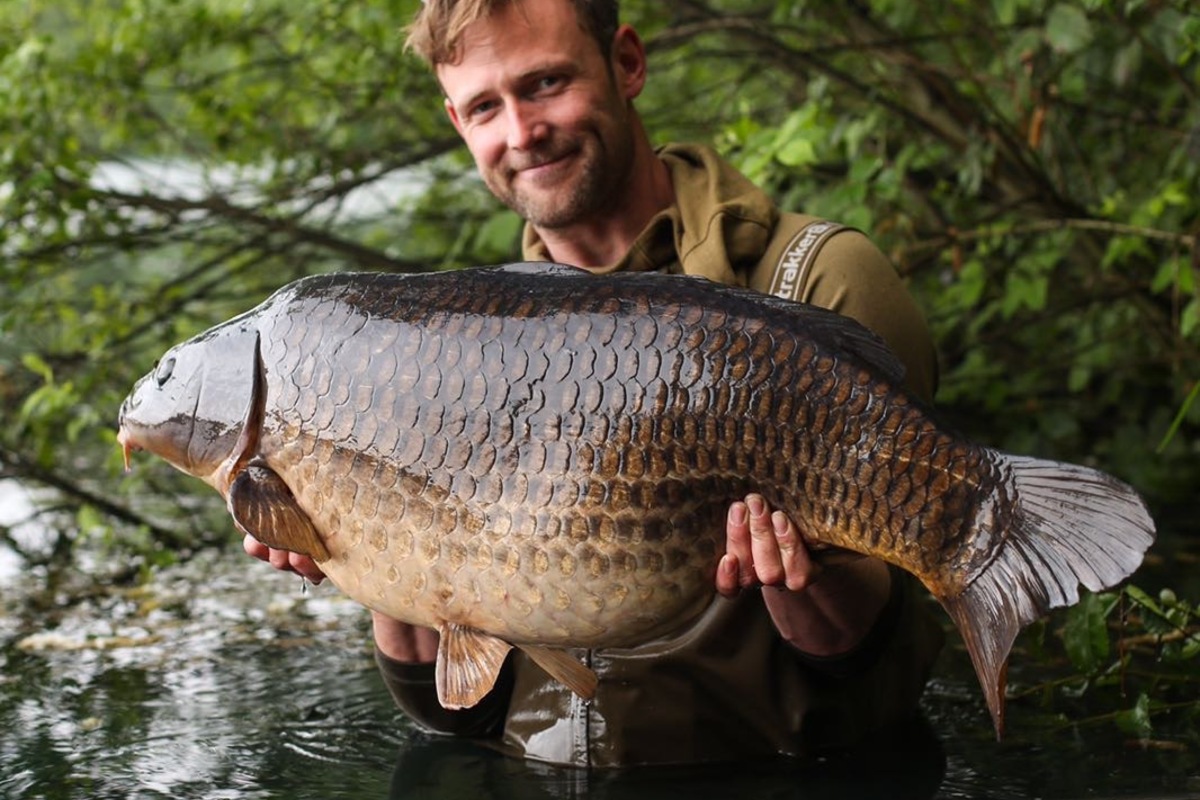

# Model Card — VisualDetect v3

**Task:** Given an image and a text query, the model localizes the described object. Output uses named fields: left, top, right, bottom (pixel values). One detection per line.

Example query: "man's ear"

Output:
left=610, top=24, right=648, bottom=100
left=444, top=97, right=465, bottom=135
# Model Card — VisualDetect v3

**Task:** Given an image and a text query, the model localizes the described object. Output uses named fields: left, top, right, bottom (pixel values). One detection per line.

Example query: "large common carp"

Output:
left=117, top=263, right=1155, bottom=736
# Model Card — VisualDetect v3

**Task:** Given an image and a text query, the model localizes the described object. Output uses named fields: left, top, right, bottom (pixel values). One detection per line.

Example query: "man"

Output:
left=246, top=0, right=944, bottom=767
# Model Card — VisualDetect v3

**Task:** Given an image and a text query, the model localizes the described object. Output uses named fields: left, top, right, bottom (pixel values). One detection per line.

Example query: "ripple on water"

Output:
left=2, top=550, right=406, bottom=799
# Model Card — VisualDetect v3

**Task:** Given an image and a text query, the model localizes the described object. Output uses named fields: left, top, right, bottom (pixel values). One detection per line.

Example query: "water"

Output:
left=1, top=545, right=1197, bottom=800
left=0, top=551, right=402, bottom=799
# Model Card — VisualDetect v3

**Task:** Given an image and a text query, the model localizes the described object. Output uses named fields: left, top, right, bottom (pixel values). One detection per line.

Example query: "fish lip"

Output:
left=115, top=427, right=139, bottom=472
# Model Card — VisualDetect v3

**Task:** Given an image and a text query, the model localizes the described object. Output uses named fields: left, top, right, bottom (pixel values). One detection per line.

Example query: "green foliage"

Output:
left=1062, top=590, right=1115, bottom=673
left=1018, top=583, right=1200, bottom=742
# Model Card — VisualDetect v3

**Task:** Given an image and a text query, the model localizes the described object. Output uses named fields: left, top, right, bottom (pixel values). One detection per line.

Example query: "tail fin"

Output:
left=939, top=454, right=1155, bottom=738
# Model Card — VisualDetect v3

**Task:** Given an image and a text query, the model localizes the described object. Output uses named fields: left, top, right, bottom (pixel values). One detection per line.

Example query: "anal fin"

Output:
left=518, top=645, right=598, bottom=702
left=436, top=624, right=514, bottom=710
left=228, top=463, right=330, bottom=562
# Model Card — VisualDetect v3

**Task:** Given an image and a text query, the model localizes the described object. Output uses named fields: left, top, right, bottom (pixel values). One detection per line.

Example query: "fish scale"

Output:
left=273, top=292, right=711, bottom=641
left=118, top=262, right=1155, bottom=731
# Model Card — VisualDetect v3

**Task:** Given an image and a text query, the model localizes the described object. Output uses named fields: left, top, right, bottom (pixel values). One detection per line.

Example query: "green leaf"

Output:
left=1147, top=255, right=1195, bottom=296
left=1067, top=363, right=1090, bottom=393
left=1157, top=380, right=1200, bottom=453
left=1114, top=692, right=1153, bottom=739
left=1180, top=635, right=1200, bottom=661
left=955, top=260, right=988, bottom=307
left=1001, top=269, right=1049, bottom=317
left=1112, top=40, right=1143, bottom=86
left=472, top=210, right=522, bottom=257
left=1063, top=591, right=1112, bottom=673
left=21, top=352, right=54, bottom=382
left=1125, top=584, right=1167, bottom=619
left=1045, top=4, right=1095, bottom=53
left=1127, top=584, right=1186, bottom=637
left=1182, top=297, right=1199, bottom=338
left=776, top=137, right=817, bottom=168
left=77, top=503, right=108, bottom=537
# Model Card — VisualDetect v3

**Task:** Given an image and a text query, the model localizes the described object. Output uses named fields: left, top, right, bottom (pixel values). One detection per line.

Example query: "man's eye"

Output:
left=469, top=100, right=498, bottom=119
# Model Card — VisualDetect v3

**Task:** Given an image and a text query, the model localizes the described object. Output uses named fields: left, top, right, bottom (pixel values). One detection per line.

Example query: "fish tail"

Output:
left=939, top=454, right=1155, bottom=739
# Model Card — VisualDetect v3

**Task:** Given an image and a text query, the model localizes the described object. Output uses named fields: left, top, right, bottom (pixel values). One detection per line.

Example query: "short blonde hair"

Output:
left=405, top=0, right=619, bottom=66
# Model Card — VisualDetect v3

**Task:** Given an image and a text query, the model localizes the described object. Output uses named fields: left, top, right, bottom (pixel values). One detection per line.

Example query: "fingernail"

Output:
left=746, top=495, right=764, bottom=515
left=729, top=503, right=746, bottom=525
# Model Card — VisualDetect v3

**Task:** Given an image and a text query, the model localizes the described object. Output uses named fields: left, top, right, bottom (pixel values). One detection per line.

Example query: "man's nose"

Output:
left=505, top=103, right=548, bottom=150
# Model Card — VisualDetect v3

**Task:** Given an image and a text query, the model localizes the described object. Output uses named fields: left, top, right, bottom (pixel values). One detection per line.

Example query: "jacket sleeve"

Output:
left=374, top=648, right=513, bottom=738
left=792, top=568, right=946, bottom=748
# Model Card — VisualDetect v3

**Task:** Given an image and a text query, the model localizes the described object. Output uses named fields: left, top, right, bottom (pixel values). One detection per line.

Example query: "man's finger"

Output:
left=244, top=533, right=327, bottom=583
left=243, top=533, right=269, bottom=561
left=289, top=552, right=326, bottom=584
left=268, top=546, right=292, bottom=572
left=725, top=500, right=755, bottom=588
left=746, top=494, right=785, bottom=587
left=772, top=510, right=820, bottom=592
left=715, top=553, right=741, bottom=597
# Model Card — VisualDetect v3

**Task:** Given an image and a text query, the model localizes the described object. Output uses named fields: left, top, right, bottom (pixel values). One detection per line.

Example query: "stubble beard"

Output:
left=489, top=129, right=634, bottom=231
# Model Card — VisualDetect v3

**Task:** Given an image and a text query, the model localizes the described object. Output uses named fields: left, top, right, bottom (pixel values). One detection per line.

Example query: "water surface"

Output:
left=1, top=544, right=1196, bottom=800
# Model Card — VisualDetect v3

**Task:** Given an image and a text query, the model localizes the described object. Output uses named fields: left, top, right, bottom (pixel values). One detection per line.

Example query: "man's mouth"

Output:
left=511, top=148, right=575, bottom=178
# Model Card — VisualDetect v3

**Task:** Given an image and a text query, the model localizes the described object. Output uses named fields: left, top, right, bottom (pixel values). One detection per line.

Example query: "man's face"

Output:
left=438, top=0, right=638, bottom=230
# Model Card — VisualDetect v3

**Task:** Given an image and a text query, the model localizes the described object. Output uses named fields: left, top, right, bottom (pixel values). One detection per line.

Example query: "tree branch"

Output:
left=0, top=446, right=192, bottom=551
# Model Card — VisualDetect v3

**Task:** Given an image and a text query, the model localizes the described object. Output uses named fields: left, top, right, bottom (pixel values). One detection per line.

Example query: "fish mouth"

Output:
left=117, top=393, right=142, bottom=471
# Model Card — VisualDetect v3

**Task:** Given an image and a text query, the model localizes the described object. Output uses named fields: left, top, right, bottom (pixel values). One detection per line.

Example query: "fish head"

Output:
left=118, top=320, right=260, bottom=489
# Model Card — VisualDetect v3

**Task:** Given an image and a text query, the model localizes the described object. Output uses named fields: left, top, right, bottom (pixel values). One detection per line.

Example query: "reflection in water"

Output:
left=389, top=719, right=946, bottom=800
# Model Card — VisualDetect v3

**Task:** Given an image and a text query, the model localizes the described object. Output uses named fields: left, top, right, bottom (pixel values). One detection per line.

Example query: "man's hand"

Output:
left=715, top=494, right=893, bottom=658
left=717, top=494, right=822, bottom=596
left=373, top=612, right=440, bottom=663
left=242, top=534, right=327, bottom=584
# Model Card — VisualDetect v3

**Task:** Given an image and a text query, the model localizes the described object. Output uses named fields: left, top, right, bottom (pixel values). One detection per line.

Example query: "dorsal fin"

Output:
left=490, top=262, right=588, bottom=277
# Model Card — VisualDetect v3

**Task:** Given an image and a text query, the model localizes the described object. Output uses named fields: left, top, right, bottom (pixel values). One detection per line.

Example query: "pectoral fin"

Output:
left=228, top=463, right=331, bottom=562
left=518, top=645, right=598, bottom=702
left=436, top=624, right=514, bottom=709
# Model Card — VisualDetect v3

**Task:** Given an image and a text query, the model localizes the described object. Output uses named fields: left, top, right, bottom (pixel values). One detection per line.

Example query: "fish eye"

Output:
left=154, top=356, right=176, bottom=386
